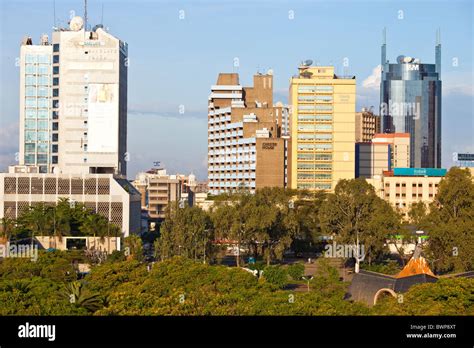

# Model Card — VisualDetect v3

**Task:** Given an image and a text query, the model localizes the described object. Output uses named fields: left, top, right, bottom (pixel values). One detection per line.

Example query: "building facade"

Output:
left=0, top=171, right=141, bottom=237
left=367, top=167, right=447, bottom=218
left=355, top=109, right=380, bottom=143
left=355, top=142, right=391, bottom=179
left=19, top=35, right=54, bottom=174
left=372, top=133, right=410, bottom=169
left=207, top=72, right=287, bottom=195
left=289, top=64, right=356, bottom=191
left=50, top=18, right=128, bottom=175
left=380, top=36, right=441, bottom=168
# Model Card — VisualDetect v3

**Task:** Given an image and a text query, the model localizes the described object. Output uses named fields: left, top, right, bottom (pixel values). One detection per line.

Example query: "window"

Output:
left=37, top=110, right=48, bottom=118
left=25, top=98, right=37, bottom=107
left=38, top=65, right=48, bottom=75
left=412, top=183, right=416, bottom=187
left=37, top=144, right=48, bottom=153
left=38, top=55, right=50, bottom=64
left=53, top=55, right=59, bottom=64
left=25, top=76, right=36, bottom=85
left=25, top=64, right=36, bottom=74
left=37, top=86, right=48, bottom=97
left=52, top=133, right=58, bottom=142
left=418, top=183, right=422, bottom=187
left=25, top=109, right=36, bottom=118
left=25, top=143, right=35, bottom=153
left=37, top=98, right=49, bottom=108
left=52, top=122, right=58, bottom=131
left=84, top=144, right=88, bottom=152
left=53, top=78, right=59, bottom=86
left=25, top=131, right=36, bottom=142
left=396, top=183, right=400, bottom=187
left=53, top=100, right=59, bottom=108
left=53, top=44, right=59, bottom=52
left=52, top=111, right=58, bottom=119
left=37, top=154, right=48, bottom=164
left=52, top=144, right=58, bottom=153
left=53, top=66, right=59, bottom=74
left=25, top=119, right=36, bottom=129
left=52, top=156, right=58, bottom=164
left=25, top=87, right=36, bottom=97
left=37, top=131, right=48, bottom=141
left=25, top=55, right=37, bottom=63
left=38, top=76, right=49, bottom=85
left=402, top=183, right=406, bottom=187
left=53, top=89, right=59, bottom=97
left=25, top=154, right=35, bottom=164
left=38, top=120, right=48, bottom=130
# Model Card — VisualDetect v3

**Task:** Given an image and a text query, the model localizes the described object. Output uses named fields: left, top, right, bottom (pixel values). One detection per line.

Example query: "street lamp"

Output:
left=301, top=275, right=313, bottom=292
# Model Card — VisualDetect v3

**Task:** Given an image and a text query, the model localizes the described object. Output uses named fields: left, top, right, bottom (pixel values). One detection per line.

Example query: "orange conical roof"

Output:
left=396, top=255, right=435, bottom=278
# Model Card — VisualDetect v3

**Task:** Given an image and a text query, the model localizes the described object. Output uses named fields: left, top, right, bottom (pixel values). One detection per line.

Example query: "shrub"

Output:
left=287, top=262, right=305, bottom=281
left=262, top=265, right=288, bottom=288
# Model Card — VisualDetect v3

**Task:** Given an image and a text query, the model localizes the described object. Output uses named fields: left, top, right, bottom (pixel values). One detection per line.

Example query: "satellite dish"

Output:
left=403, top=56, right=414, bottom=63
left=69, top=16, right=84, bottom=31
left=396, top=55, right=405, bottom=64
left=267, top=69, right=274, bottom=75
left=304, top=59, right=313, bottom=66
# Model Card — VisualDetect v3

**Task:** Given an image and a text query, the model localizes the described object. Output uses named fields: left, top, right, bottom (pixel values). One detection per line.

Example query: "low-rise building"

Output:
left=0, top=168, right=141, bottom=237
left=355, top=142, right=391, bottom=178
left=367, top=167, right=447, bottom=218
left=372, top=133, right=410, bottom=168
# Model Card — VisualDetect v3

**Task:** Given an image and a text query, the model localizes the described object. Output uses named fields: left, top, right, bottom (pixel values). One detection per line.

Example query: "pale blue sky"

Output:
left=1, top=0, right=473, bottom=180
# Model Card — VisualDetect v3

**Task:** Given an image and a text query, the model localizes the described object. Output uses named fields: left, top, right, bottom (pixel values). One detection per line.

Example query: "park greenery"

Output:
left=0, top=167, right=473, bottom=315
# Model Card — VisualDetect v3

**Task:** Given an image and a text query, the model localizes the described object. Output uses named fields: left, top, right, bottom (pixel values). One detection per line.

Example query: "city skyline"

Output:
left=1, top=0, right=473, bottom=180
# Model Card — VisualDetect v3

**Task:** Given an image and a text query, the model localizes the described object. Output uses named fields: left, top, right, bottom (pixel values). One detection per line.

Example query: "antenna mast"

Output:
left=84, top=0, right=88, bottom=31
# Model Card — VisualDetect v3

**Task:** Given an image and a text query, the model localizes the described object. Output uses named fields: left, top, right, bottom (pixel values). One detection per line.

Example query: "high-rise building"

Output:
left=355, top=108, right=380, bottom=142
left=207, top=72, right=287, bottom=195
left=380, top=31, right=441, bottom=168
left=19, top=18, right=127, bottom=176
left=19, top=35, right=54, bottom=173
left=355, top=142, right=391, bottom=179
left=289, top=64, right=356, bottom=191
left=2, top=16, right=140, bottom=237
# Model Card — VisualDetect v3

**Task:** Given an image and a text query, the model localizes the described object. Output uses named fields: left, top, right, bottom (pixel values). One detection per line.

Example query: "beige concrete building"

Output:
left=208, top=72, right=287, bottom=195
left=289, top=64, right=356, bottom=191
left=372, top=133, right=410, bottom=168
left=367, top=168, right=447, bottom=218
left=355, top=109, right=380, bottom=142
left=0, top=170, right=141, bottom=237
left=133, top=169, right=189, bottom=220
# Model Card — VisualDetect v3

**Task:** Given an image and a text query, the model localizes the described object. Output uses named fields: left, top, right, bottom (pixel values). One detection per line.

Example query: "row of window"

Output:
left=297, top=85, right=333, bottom=93
left=298, top=105, right=333, bottom=111
left=297, top=173, right=332, bottom=180
left=297, top=153, right=332, bottom=161
left=298, top=114, right=332, bottom=122
left=297, top=163, right=332, bottom=170
left=25, top=75, right=50, bottom=85
left=298, top=183, right=332, bottom=190
left=25, top=98, right=50, bottom=108
left=298, top=95, right=333, bottom=102
left=297, top=124, right=332, bottom=131
left=387, top=182, right=439, bottom=188
left=297, top=144, right=333, bottom=150
left=297, top=133, right=332, bottom=140
left=25, top=109, right=49, bottom=119
left=25, top=64, right=50, bottom=75
left=393, top=193, right=434, bottom=198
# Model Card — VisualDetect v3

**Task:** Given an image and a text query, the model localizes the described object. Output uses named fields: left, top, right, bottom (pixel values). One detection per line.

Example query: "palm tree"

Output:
left=22, top=203, right=53, bottom=246
left=0, top=217, right=15, bottom=243
left=62, top=281, right=102, bottom=313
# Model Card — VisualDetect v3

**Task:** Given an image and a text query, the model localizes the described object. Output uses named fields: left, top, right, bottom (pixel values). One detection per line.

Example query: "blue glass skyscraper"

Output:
left=380, top=30, right=442, bottom=168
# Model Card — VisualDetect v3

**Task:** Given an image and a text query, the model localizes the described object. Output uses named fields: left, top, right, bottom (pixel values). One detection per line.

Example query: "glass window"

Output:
left=37, top=154, right=48, bottom=164
left=25, top=86, right=36, bottom=97
left=53, top=44, right=59, bottom=52
left=25, top=154, right=35, bottom=164
left=37, top=120, right=48, bottom=130
left=52, top=122, right=58, bottom=131
left=52, top=144, right=58, bottom=153
left=37, top=110, right=48, bottom=118
left=52, top=133, right=58, bottom=142
left=25, top=119, right=36, bottom=129
left=37, top=98, right=49, bottom=108
left=38, top=76, right=49, bottom=85
left=52, top=111, right=58, bottom=119
left=25, top=55, right=37, bottom=63
left=37, top=144, right=48, bottom=153
left=53, top=66, right=59, bottom=74
left=53, top=55, right=59, bottom=64
left=25, top=98, right=37, bottom=107
left=52, top=156, right=58, bottom=164
left=38, top=65, right=49, bottom=75
left=315, top=95, right=333, bottom=102
left=25, top=131, right=37, bottom=142
left=25, top=76, right=36, bottom=85
left=53, top=77, right=59, bottom=86
left=25, top=109, right=36, bottom=118
left=25, top=64, right=36, bottom=74
left=37, top=86, right=48, bottom=97
left=53, top=89, right=59, bottom=97
left=315, top=105, right=333, bottom=111
left=37, top=131, right=48, bottom=141
left=38, top=55, right=50, bottom=64
left=25, top=143, right=35, bottom=153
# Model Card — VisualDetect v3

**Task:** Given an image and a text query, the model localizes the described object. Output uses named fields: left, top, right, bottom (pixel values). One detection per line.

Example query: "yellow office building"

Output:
left=289, top=65, right=356, bottom=191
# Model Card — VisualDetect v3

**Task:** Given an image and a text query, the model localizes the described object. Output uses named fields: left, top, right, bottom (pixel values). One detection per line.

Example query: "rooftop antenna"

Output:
left=101, top=3, right=104, bottom=24
left=53, top=0, right=56, bottom=28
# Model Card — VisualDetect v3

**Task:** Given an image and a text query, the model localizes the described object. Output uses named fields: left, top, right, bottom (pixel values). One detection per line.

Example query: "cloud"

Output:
left=362, top=65, right=381, bottom=90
